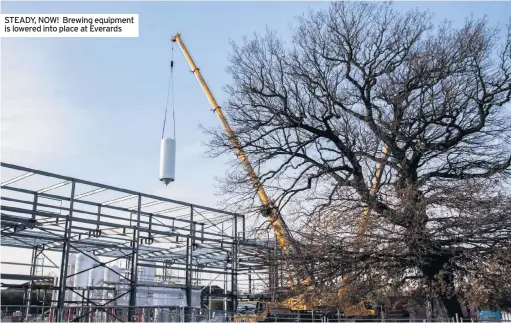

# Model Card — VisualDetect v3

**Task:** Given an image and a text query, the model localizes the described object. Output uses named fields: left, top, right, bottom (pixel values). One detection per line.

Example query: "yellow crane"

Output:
left=171, top=34, right=292, bottom=248
left=170, top=32, right=300, bottom=281
left=171, top=32, right=390, bottom=318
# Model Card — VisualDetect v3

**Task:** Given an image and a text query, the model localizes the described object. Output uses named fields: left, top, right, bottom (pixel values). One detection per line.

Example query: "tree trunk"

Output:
left=401, top=188, right=465, bottom=319
left=439, top=284, right=465, bottom=319
left=422, top=258, right=465, bottom=319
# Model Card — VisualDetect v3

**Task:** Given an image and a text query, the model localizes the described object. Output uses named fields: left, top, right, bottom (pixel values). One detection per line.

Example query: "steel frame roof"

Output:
left=1, top=162, right=274, bottom=279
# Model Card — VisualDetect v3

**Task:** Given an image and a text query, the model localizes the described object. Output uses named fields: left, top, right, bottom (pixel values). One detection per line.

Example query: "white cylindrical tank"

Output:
left=65, top=254, right=76, bottom=302
left=90, top=265, right=104, bottom=303
left=104, top=265, right=121, bottom=283
left=73, top=252, right=100, bottom=303
left=120, top=268, right=130, bottom=282
left=159, top=138, right=176, bottom=185
left=91, top=266, right=104, bottom=287
left=74, top=252, right=95, bottom=287
left=102, top=265, right=120, bottom=303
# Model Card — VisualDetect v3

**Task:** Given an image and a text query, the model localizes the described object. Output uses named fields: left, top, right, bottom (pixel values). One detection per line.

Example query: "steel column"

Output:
left=56, top=180, right=76, bottom=319
left=31, top=193, right=38, bottom=220
left=96, top=205, right=101, bottom=231
left=242, top=215, right=245, bottom=241
left=231, top=214, right=238, bottom=312
left=185, top=236, right=192, bottom=322
left=24, top=194, right=39, bottom=320
left=23, top=246, right=39, bottom=320
left=248, top=268, right=252, bottom=295
left=185, top=205, right=194, bottom=322
left=128, top=194, right=142, bottom=321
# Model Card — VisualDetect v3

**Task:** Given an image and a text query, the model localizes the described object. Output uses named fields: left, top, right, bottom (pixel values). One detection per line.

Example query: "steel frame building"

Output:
left=0, top=162, right=276, bottom=321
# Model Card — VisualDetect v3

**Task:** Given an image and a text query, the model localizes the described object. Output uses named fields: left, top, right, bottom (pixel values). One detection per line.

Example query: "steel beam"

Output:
left=1, top=162, right=243, bottom=217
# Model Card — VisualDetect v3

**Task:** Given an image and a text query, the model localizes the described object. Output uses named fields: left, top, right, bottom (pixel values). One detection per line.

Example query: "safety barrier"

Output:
left=1, top=306, right=510, bottom=322
left=0, top=305, right=235, bottom=322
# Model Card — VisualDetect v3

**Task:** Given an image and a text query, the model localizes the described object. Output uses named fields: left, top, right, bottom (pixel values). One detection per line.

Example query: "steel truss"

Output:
left=0, top=162, right=277, bottom=321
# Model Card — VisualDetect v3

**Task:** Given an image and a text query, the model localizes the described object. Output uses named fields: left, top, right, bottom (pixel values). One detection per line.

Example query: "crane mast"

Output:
left=171, top=32, right=296, bottom=263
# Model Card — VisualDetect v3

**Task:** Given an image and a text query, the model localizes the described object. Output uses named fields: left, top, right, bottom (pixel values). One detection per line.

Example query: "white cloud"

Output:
left=1, top=40, right=90, bottom=166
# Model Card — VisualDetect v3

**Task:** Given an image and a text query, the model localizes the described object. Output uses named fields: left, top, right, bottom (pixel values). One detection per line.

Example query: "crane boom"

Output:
left=171, top=33, right=295, bottom=256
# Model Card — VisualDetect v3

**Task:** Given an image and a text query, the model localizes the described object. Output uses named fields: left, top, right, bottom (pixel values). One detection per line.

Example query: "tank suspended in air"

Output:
left=159, top=137, right=176, bottom=185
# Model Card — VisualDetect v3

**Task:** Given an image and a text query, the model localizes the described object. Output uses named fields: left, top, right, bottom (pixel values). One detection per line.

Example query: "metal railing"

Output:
left=0, top=305, right=235, bottom=322
left=1, top=306, right=510, bottom=322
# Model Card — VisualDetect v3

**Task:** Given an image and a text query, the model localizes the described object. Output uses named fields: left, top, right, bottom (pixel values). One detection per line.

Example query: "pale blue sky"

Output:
left=2, top=0, right=510, bottom=209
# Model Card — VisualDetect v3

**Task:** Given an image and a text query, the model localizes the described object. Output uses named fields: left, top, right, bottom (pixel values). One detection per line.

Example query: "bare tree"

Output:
left=206, top=2, right=511, bottom=318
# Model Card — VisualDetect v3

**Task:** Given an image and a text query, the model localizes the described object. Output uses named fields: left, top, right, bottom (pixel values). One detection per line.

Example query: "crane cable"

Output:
left=161, top=43, right=176, bottom=140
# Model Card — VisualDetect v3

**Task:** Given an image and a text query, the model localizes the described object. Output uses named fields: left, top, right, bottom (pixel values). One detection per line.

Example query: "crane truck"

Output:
left=170, top=33, right=388, bottom=322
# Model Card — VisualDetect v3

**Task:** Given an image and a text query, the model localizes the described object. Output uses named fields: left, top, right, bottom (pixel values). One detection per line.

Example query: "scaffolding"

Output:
left=0, top=162, right=277, bottom=322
